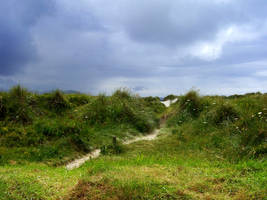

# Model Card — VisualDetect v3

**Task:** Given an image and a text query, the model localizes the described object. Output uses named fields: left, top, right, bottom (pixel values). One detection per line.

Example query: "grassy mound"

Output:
left=0, top=86, right=161, bottom=165
left=167, top=91, right=267, bottom=160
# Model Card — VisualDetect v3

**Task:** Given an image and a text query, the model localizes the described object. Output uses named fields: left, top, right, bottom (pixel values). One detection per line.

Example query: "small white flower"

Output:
left=203, top=121, right=207, bottom=124
left=212, top=102, right=216, bottom=105
left=258, top=112, right=262, bottom=115
left=252, top=114, right=255, bottom=117
left=85, top=116, right=88, bottom=119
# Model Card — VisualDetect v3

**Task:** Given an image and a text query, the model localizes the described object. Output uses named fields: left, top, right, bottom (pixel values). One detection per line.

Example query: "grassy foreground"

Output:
left=0, top=127, right=266, bottom=199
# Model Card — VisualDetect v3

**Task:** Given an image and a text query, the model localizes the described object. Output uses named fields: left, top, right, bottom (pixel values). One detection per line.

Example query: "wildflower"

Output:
left=187, top=99, right=191, bottom=102
left=234, top=118, right=238, bottom=121
left=258, top=112, right=262, bottom=115
left=252, top=114, right=255, bottom=118
left=212, top=102, right=216, bottom=105
left=84, top=116, right=88, bottom=119
left=203, top=121, right=207, bottom=124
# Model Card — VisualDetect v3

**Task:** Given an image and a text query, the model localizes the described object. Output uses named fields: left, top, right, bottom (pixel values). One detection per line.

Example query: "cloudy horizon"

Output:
left=0, top=0, right=267, bottom=96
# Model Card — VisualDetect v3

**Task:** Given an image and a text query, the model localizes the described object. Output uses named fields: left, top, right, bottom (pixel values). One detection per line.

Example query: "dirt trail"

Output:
left=66, top=129, right=160, bottom=170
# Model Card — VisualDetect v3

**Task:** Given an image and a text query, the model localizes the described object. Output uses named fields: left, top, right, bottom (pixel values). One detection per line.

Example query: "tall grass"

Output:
left=0, top=87, right=160, bottom=164
left=46, top=90, right=70, bottom=113
left=168, top=91, right=267, bottom=159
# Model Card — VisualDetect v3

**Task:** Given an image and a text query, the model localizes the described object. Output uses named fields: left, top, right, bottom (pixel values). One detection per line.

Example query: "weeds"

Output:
left=167, top=91, right=267, bottom=159
left=0, top=87, right=159, bottom=165
left=212, top=103, right=239, bottom=124
left=47, top=90, right=70, bottom=113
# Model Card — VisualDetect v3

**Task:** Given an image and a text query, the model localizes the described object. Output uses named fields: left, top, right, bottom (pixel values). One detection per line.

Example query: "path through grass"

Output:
left=1, top=127, right=265, bottom=199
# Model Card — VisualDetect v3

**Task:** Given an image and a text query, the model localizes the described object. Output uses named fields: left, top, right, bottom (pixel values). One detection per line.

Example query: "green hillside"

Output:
left=0, top=87, right=266, bottom=199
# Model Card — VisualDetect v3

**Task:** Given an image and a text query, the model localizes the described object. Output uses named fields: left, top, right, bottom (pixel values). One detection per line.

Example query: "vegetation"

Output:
left=0, top=87, right=266, bottom=199
left=167, top=90, right=267, bottom=160
left=0, top=86, right=161, bottom=166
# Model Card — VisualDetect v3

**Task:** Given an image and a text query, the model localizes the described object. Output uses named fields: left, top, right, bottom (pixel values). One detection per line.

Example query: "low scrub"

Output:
left=179, top=90, right=203, bottom=117
left=210, top=103, right=239, bottom=124
left=67, top=94, right=91, bottom=106
left=167, top=91, right=267, bottom=159
left=0, top=87, right=159, bottom=164
left=46, top=90, right=70, bottom=113
left=83, top=90, right=158, bottom=133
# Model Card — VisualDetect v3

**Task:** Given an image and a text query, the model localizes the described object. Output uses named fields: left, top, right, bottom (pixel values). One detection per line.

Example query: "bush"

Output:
left=100, top=137, right=124, bottom=155
left=143, top=97, right=166, bottom=114
left=84, top=94, right=111, bottom=124
left=34, top=119, right=82, bottom=138
left=47, top=90, right=70, bottom=113
left=179, top=91, right=203, bottom=117
left=83, top=93, right=158, bottom=133
left=68, top=94, right=91, bottom=106
left=0, top=95, right=7, bottom=120
left=70, top=129, right=91, bottom=152
left=112, top=89, right=132, bottom=100
left=212, top=104, right=239, bottom=124
left=6, top=85, right=32, bottom=123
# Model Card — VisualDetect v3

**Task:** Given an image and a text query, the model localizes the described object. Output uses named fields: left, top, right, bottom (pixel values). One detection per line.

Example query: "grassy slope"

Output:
left=0, top=89, right=266, bottom=199
left=0, top=87, right=163, bottom=166
left=0, top=127, right=266, bottom=200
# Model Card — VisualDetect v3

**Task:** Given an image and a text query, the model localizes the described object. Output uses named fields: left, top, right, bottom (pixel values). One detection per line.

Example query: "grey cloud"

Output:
left=119, top=0, right=239, bottom=47
left=0, top=0, right=54, bottom=75
left=0, top=0, right=267, bottom=95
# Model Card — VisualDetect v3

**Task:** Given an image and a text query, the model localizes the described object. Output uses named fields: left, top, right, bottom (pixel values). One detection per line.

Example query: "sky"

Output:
left=0, top=0, right=267, bottom=96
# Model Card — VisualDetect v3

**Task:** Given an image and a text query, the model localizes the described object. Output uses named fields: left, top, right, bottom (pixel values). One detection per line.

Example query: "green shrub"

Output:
left=70, top=129, right=91, bottom=152
left=34, top=119, right=82, bottom=138
left=47, top=90, right=70, bottom=113
left=6, top=85, right=32, bottom=123
left=83, top=93, right=158, bottom=133
left=9, top=85, right=29, bottom=102
left=29, top=145, right=60, bottom=161
left=84, top=94, right=110, bottom=124
left=100, top=137, right=124, bottom=155
left=143, top=96, right=166, bottom=114
left=0, top=95, right=7, bottom=120
left=180, top=91, right=203, bottom=117
left=68, top=94, right=91, bottom=106
left=112, top=89, right=132, bottom=100
left=212, top=104, right=239, bottom=124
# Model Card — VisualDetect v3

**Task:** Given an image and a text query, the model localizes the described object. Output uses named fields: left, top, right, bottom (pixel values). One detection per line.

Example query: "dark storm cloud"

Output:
left=0, top=0, right=54, bottom=75
left=0, top=0, right=267, bottom=95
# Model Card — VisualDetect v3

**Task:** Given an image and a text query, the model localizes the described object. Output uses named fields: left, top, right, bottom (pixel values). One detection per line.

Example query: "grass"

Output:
left=0, top=86, right=162, bottom=166
left=0, top=87, right=266, bottom=199
left=167, top=91, right=267, bottom=160
left=0, top=128, right=265, bottom=199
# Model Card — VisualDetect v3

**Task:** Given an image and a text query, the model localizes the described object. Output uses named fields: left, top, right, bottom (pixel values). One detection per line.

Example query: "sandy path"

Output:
left=66, top=129, right=160, bottom=170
